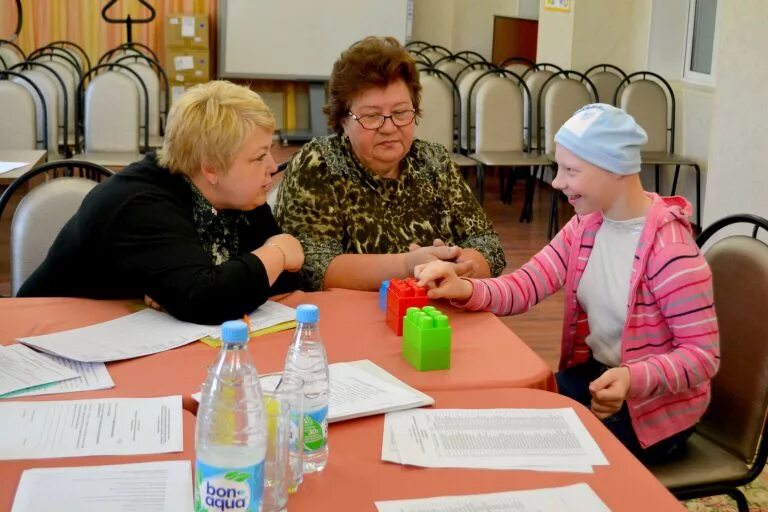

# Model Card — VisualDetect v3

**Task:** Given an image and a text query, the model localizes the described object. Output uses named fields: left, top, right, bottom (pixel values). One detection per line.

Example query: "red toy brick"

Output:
left=385, top=278, right=429, bottom=335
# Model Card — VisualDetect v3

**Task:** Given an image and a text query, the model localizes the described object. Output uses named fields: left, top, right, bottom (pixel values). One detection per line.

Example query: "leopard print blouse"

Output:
left=274, top=135, right=505, bottom=290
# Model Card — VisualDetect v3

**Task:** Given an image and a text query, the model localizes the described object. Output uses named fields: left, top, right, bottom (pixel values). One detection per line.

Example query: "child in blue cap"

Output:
left=415, top=104, right=720, bottom=464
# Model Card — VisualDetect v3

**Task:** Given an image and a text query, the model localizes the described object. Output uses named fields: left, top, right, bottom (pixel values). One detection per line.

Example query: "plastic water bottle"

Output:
left=196, top=320, right=267, bottom=512
left=284, top=304, right=329, bottom=473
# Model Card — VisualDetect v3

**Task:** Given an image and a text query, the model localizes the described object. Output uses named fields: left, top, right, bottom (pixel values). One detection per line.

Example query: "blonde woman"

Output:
left=19, top=81, right=303, bottom=324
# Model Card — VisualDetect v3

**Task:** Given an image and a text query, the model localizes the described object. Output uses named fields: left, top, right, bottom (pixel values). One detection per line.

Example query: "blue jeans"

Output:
left=555, top=358, right=693, bottom=465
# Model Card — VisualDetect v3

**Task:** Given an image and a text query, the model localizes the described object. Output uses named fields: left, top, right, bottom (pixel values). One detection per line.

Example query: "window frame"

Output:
left=683, top=0, right=720, bottom=86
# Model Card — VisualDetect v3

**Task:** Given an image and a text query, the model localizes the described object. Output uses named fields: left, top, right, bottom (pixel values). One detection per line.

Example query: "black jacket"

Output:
left=18, top=155, right=299, bottom=324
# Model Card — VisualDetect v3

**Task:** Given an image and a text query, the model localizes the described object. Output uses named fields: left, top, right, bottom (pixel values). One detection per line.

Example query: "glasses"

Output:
left=347, top=109, right=416, bottom=130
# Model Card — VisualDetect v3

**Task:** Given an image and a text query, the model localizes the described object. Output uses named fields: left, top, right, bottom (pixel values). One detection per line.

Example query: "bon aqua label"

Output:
left=195, top=460, right=264, bottom=512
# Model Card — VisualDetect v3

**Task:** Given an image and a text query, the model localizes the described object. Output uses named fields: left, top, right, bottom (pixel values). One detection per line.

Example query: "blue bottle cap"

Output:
left=296, top=304, right=319, bottom=323
left=221, top=320, right=249, bottom=343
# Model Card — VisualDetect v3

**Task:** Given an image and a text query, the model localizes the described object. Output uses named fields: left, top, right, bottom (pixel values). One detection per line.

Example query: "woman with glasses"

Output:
left=275, top=36, right=504, bottom=291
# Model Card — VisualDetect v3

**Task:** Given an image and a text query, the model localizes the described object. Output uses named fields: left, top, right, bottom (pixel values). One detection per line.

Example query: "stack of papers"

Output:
left=0, top=161, right=28, bottom=175
left=0, top=395, right=183, bottom=460
left=194, top=360, right=434, bottom=423
left=11, top=461, right=193, bottom=512
left=0, top=344, right=80, bottom=396
left=0, top=345, right=114, bottom=399
left=200, top=301, right=297, bottom=347
left=383, top=408, right=608, bottom=473
left=374, top=483, right=610, bottom=512
left=17, top=308, right=215, bottom=362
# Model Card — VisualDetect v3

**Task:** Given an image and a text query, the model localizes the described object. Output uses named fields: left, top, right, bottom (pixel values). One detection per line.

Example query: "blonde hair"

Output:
left=158, top=80, right=275, bottom=176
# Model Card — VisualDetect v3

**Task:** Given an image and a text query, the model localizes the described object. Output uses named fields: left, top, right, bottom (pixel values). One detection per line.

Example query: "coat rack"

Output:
left=101, top=0, right=156, bottom=43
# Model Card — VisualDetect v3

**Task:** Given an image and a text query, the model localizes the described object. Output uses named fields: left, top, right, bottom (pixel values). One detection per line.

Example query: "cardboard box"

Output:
left=166, top=48, right=211, bottom=83
left=170, top=79, right=208, bottom=105
left=166, top=14, right=210, bottom=49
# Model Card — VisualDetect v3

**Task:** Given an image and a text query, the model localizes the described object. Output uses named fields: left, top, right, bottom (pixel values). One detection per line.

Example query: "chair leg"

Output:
left=693, top=164, right=702, bottom=234
left=476, top=163, right=485, bottom=205
left=670, top=165, right=681, bottom=195
left=520, top=166, right=535, bottom=223
left=654, top=164, right=661, bottom=193
left=726, top=489, right=749, bottom=512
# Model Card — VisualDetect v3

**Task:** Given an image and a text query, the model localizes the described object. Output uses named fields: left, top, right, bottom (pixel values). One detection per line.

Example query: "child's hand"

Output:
left=588, top=367, right=631, bottom=420
left=414, top=260, right=474, bottom=300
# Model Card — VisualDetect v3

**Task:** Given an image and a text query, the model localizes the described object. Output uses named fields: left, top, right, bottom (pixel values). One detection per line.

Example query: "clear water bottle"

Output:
left=284, top=304, right=329, bottom=474
left=196, top=320, right=267, bottom=512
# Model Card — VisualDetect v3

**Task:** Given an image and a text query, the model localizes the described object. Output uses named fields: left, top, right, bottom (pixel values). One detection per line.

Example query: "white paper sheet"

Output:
left=0, top=395, right=183, bottom=460
left=199, top=360, right=434, bottom=423
left=206, top=301, right=295, bottom=336
left=0, top=344, right=79, bottom=396
left=382, top=408, right=607, bottom=471
left=0, top=350, right=114, bottom=399
left=374, top=483, right=610, bottom=512
left=181, top=16, right=195, bottom=37
left=0, top=161, right=29, bottom=175
left=11, top=460, right=193, bottom=512
left=18, top=308, right=213, bottom=362
left=327, top=360, right=434, bottom=422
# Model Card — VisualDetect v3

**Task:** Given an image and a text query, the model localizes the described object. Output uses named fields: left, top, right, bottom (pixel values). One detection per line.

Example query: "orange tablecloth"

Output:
left=0, top=291, right=554, bottom=412
left=291, top=388, right=685, bottom=511
left=0, top=409, right=197, bottom=512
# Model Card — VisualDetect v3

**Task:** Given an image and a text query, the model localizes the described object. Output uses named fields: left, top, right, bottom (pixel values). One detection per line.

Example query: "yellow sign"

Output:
left=544, top=0, right=571, bottom=12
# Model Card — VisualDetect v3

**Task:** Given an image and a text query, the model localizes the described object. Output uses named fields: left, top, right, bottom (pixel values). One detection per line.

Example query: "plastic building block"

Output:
left=402, top=306, right=451, bottom=371
left=385, top=278, right=428, bottom=336
left=378, top=280, right=390, bottom=311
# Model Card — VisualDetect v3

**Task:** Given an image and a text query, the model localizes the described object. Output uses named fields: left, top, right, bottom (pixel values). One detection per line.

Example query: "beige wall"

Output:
left=535, top=0, right=574, bottom=67
left=702, top=0, right=768, bottom=226
left=412, top=0, right=456, bottom=50
left=412, top=0, right=521, bottom=59
left=571, top=0, right=635, bottom=71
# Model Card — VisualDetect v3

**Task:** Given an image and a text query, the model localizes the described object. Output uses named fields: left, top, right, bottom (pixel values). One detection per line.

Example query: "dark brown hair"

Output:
left=324, top=36, right=422, bottom=134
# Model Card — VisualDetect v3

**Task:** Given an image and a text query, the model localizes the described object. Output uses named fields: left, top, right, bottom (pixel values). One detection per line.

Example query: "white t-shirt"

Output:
left=576, top=215, right=647, bottom=367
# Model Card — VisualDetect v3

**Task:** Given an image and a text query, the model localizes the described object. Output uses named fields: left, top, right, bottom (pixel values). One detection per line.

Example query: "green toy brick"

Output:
left=402, top=306, right=452, bottom=371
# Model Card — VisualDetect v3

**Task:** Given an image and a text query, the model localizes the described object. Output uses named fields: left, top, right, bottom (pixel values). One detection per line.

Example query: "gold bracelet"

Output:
left=265, top=242, right=286, bottom=265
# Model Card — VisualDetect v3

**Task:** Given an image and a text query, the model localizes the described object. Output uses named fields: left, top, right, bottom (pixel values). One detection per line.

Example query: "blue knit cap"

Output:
left=554, top=103, right=648, bottom=175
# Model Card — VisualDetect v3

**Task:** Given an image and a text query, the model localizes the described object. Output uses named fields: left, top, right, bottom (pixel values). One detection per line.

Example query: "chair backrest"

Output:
left=15, top=69, right=59, bottom=153
left=505, top=62, right=530, bottom=77
left=415, top=73, right=454, bottom=150
left=84, top=71, right=140, bottom=152
left=36, top=59, right=76, bottom=139
left=0, top=80, right=36, bottom=149
left=123, top=62, right=159, bottom=137
left=619, top=78, right=669, bottom=153
left=541, top=76, right=595, bottom=155
left=0, top=47, right=22, bottom=69
left=435, top=59, right=467, bottom=80
left=523, top=69, right=558, bottom=149
left=588, top=71, right=624, bottom=107
left=474, top=75, right=525, bottom=153
left=11, top=177, right=98, bottom=295
left=695, top=215, right=768, bottom=466
left=457, top=68, right=495, bottom=151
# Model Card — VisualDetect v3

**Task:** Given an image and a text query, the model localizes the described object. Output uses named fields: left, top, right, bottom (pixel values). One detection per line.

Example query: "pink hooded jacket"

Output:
left=462, top=194, right=720, bottom=447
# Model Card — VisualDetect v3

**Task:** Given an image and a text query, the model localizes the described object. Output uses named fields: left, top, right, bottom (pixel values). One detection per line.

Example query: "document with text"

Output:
left=382, top=408, right=607, bottom=471
left=374, top=483, right=610, bottom=512
left=18, top=309, right=213, bottom=362
left=0, top=395, right=183, bottom=459
left=11, top=460, right=193, bottom=512
left=0, top=344, right=80, bottom=396
left=0, top=349, right=114, bottom=399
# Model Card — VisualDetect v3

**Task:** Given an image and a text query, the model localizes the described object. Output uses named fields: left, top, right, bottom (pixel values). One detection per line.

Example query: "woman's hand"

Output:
left=265, top=234, right=305, bottom=272
left=144, top=295, right=163, bottom=311
left=405, top=239, right=477, bottom=275
left=589, top=367, right=631, bottom=420
left=414, top=260, right=474, bottom=300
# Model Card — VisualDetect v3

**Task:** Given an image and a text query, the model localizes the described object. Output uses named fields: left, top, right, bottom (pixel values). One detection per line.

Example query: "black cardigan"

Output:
left=18, top=155, right=300, bottom=324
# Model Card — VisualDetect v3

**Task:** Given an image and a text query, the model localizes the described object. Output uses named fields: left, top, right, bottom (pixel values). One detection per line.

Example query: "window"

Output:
left=684, top=0, right=719, bottom=84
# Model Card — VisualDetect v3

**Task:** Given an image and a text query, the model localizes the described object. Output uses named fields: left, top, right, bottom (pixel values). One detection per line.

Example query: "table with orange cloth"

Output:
left=0, top=409, right=197, bottom=512
left=289, top=388, right=685, bottom=511
left=0, top=290, right=555, bottom=413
